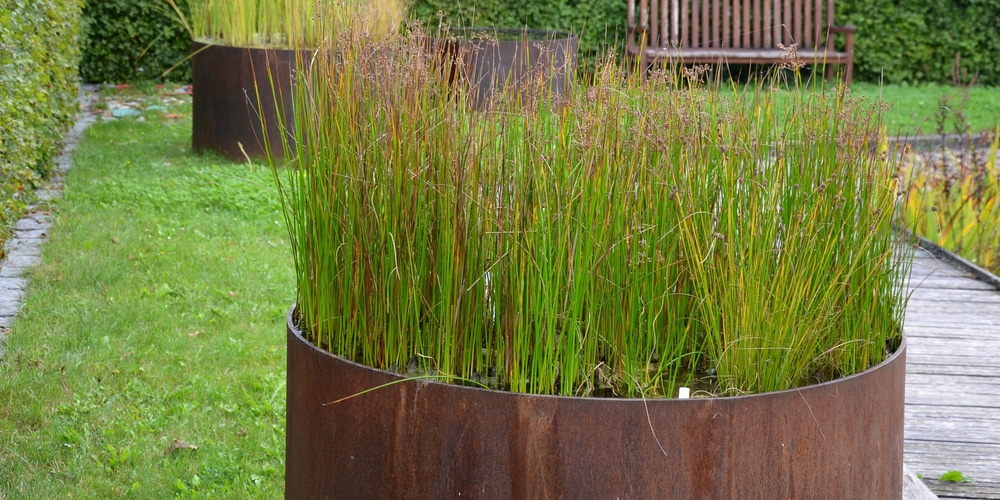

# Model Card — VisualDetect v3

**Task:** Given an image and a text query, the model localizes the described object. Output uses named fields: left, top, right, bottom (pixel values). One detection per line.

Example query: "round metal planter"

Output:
left=191, top=41, right=304, bottom=161
left=286, top=308, right=905, bottom=499
left=433, top=29, right=578, bottom=110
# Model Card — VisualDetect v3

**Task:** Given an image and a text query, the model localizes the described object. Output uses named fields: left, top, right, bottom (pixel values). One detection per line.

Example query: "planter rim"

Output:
left=286, top=304, right=906, bottom=403
left=192, top=27, right=579, bottom=50
left=192, top=38, right=312, bottom=52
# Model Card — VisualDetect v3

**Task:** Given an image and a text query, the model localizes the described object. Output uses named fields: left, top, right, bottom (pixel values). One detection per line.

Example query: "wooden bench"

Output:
left=626, top=0, right=856, bottom=83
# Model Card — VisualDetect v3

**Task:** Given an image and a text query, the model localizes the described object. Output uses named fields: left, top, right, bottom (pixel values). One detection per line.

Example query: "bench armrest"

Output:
left=828, top=24, right=857, bottom=34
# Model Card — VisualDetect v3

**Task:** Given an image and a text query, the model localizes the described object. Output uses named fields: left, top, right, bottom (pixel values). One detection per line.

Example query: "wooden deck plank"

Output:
left=908, top=363, right=1000, bottom=377
left=907, top=335, right=1000, bottom=345
left=905, top=338, right=1000, bottom=352
left=905, top=299, right=1000, bottom=310
left=908, top=374, right=1000, bottom=389
left=906, top=280, right=997, bottom=291
left=906, top=407, right=1000, bottom=425
left=903, top=315, right=1000, bottom=328
left=904, top=247, right=1000, bottom=499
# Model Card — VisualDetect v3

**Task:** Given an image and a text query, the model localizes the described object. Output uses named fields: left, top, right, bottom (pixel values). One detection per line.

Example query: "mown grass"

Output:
left=852, top=82, right=1000, bottom=137
left=0, top=94, right=293, bottom=498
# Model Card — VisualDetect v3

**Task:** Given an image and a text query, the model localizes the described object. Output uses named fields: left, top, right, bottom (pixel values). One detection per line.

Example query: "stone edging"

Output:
left=0, top=85, right=97, bottom=361
left=891, top=132, right=996, bottom=153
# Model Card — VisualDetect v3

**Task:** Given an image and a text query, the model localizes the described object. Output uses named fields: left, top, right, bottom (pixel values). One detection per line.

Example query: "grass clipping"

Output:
left=264, top=27, right=907, bottom=398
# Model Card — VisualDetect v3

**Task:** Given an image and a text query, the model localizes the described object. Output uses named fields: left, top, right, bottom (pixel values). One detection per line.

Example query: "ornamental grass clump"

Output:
left=165, top=0, right=405, bottom=48
left=264, top=25, right=906, bottom=398
left=900, top=129, right=1000, bottom=273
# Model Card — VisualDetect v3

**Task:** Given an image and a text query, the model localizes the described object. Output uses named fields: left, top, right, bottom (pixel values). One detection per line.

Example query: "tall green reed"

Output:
left=263, top=26, right=906, bottom=398
left=671, top=79, right=906, bottom=394
left=165, top=0, right=405, bottom=48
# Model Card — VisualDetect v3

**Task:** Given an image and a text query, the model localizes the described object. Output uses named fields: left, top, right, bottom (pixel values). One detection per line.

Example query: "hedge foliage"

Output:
left=0, top=0, right=81, bottom=245
left=80, top=0, right=191, bottom=83
left=79, top=0, right=1000, bottom=85
left=839, top=0, right=1000, bottom=85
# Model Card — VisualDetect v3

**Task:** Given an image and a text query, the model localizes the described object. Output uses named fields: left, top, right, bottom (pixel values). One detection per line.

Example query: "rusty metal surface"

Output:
left=191, top=42, right=300, bottom=161
left=434, top=29, right=578, bottom=110
left=286, top=307, right=905, bottom=499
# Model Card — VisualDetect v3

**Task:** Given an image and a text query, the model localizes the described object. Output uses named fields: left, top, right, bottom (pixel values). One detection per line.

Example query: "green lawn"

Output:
left=852, top=82, right=1000, bottom=137
left=0, top=92, right=293, bottom=498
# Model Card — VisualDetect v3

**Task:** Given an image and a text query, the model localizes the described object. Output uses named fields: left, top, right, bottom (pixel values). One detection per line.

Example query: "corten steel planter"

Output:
left=434, top=29, right=578, bottom=111
left=191, top=41, right=305, bottom=161
left=286, top=307, right=907, bottom=499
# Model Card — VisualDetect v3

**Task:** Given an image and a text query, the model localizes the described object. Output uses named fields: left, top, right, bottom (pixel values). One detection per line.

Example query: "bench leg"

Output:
left=824, top=62, right=853, bottom=85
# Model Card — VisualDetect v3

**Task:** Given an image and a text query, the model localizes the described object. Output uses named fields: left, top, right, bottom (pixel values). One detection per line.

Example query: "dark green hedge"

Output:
left=839, top=0, right=1000, bottom=85
left=80, top=0, right=191, bottom=83
left=0, top=0, right=81, bottom=244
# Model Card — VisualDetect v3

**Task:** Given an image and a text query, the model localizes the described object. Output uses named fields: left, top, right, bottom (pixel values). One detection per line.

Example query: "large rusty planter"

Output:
left=434, top=29, right=578, bottom=110
left=191, top=41, right=305, bottom=161
left=286, top=308, right=906, bottom=499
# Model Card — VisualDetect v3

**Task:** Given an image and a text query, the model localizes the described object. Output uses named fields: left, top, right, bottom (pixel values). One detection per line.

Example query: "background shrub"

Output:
left=80, top=0, right=191, bottom=83
left=0, top=0, right=81, bottom=246
left=839, top=0, right=1000, bottom=85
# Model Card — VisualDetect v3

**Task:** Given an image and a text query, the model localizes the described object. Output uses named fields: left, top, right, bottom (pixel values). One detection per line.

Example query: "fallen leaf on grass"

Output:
left=188, top=331, right=201, bottom=338
left=164, top=439, right=198, bottom=455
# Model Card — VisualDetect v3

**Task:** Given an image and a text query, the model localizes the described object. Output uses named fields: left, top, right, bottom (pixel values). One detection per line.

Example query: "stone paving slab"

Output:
left=4, top=241, right=42, bottom=257
left=0, top=277, right=29, bottom=292
left=3, top=252, right=42, bottom=270
left=15, top=215, right=49, bottom=232
left=0, top=300, right=22, bottom=317
left=13, top=228, right=49, bottom=240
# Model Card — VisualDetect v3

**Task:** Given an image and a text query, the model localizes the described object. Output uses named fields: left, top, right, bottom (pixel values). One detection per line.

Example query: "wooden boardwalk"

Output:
left=905, top=247, right=1000, bottom=499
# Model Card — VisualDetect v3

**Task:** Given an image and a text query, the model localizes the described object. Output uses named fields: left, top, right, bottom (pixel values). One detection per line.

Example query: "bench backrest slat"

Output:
left=639, top=0, right=838, bottom=50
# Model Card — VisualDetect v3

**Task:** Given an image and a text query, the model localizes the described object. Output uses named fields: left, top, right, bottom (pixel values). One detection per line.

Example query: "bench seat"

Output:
left=630, top=46, right=852, bottom=65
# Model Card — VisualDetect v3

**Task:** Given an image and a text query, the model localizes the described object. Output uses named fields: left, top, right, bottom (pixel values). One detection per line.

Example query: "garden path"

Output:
left=905, top=247, right=1000, bottom=499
